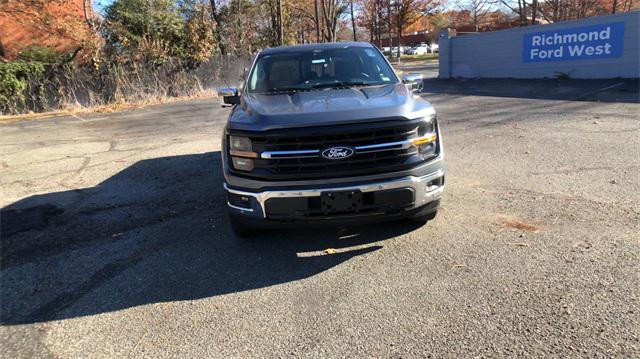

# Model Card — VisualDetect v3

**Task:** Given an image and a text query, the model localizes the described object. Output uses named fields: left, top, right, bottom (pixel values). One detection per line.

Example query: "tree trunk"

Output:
left=83, top=0, right=93, bottom=29
left=395, top=0, right=401, bottom=60
left=473, top=8, right=479, bottom=32
left=531, top=0, right=538, bottom=25
left=314, top=0, right=320, bottom=42
left=209, top=0, right=226, bottom=55
left=237, top=0, right=243, bottom=51
left=386, top=0, right=392, bottom=51
left=321, top=0, right=337, bottom=42
left=612, top=0, right=618, bottom=13
left=373, top=0, right=380, bottom=46
left=350, top=0, right=357, bottom=41
left=277, top=0, right=284, bottom=45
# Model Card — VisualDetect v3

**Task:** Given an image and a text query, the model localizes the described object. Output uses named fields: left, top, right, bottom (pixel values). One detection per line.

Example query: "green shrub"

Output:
left=17, top=45, right=64, bottom=64
left=0, top=62, right=46, bottom=114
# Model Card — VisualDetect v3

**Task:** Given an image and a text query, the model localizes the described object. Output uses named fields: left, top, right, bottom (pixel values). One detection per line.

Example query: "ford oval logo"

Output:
left=322, top=146, right=354, bottom=160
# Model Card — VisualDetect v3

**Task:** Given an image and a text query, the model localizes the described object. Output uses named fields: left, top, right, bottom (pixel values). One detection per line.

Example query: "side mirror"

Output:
left=402, top=73, right=423, bottom=93
left=217, top=87, right=240, bottom=107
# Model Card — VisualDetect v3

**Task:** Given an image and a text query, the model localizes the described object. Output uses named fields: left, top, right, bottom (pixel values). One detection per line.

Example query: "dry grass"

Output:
left=2, top=55, right=250, bottom=118
left=0, top=90, right=218, bottom=123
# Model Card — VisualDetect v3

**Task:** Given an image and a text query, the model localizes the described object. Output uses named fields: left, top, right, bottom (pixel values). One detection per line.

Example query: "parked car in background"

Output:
left=407, top=44, right=429, bottom=55
left=429, top=44, right=439, bottom=53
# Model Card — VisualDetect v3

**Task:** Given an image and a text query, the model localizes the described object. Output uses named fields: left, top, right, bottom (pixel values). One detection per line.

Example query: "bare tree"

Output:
left=320, top=0, right=348, bottom=42
left=497, top=0, right=637, bottom=25
left=357, top=0, right=383, bottom=45
left=393, top=0, right=439, bottom=59
left=454, top=0, right=492, bottom=32
left=496, top=0, right=529, bottom=25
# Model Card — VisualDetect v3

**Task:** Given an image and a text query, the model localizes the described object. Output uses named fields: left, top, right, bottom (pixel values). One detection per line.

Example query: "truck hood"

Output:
left=227, top=83, right=435, bottom=132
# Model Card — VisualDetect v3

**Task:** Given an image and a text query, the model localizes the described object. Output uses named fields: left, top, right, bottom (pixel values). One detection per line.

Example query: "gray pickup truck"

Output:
left=218, top=42, right=445, bottom=236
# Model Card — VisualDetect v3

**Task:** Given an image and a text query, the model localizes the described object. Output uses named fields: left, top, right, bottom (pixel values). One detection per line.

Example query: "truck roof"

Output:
left=260, top=42, right=375, bottom=55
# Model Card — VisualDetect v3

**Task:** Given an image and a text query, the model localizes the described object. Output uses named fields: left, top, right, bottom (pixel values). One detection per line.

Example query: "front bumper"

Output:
left=224, top=168, right=445, bottom=220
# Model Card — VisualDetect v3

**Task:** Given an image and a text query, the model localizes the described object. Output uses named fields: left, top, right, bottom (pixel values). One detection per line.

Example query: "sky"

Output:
left=93, top=0, right=114, bottom=14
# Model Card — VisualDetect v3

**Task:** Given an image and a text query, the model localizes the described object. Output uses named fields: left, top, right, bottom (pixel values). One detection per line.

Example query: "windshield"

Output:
left=247, top=46, right=398, bottom=94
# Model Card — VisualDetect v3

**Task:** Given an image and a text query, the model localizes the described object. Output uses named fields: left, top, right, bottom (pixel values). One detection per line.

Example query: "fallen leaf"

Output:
left=324, top=248, right=336, bottom=254
left=497, top=215, right=540, bottom=233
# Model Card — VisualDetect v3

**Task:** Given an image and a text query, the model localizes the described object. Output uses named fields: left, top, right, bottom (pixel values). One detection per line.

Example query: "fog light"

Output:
left=232, top=157, right=254, bottom=171
left=425, top=177, right=443, bottom=192
left=228, top=192, right=252, bottom=208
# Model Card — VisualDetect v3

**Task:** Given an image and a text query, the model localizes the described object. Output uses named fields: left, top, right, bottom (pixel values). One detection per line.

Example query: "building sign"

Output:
left=523, top=22, right=625, bottom=63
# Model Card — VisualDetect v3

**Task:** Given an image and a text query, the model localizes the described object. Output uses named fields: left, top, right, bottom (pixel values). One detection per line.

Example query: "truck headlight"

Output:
left=229, top=136, right=255, bottom=156
left=411, top=115, right=437, bottom=157
left=229, top=135, right=257, bottom=171
left=418, top=115, right=435, bottom=135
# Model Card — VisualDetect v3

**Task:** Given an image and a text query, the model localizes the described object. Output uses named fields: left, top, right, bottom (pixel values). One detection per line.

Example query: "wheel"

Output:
left=229, top=213, right=263, bottom=238
left=410, top=210, right=438, bottom=224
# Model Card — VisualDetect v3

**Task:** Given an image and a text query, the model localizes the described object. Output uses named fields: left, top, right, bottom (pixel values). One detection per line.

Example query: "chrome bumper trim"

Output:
left=224, top=168, right=445, bottom=218
left=226, top=202, right=254, bottom=212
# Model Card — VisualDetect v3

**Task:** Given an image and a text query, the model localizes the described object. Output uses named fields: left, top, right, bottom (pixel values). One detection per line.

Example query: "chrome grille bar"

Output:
left=260, top=139, right=413, bottom=159
left=260, top=149, right=320, bottom=159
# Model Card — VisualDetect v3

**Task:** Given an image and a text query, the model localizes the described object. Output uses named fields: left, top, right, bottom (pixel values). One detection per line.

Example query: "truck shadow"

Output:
left=1, top=152, right=424, bottom=325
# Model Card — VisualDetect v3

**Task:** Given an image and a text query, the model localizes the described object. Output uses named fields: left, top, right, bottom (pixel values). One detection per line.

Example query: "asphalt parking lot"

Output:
left=1, top=73, right=639, bottom=357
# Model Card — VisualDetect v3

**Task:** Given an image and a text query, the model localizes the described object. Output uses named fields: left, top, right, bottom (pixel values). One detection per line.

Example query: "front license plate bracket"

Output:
left=321, top=190, right=363, bottom=213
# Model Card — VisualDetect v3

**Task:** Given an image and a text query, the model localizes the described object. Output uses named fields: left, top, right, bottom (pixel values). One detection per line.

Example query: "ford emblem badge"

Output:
left=321, top=146, right=355, bottom=160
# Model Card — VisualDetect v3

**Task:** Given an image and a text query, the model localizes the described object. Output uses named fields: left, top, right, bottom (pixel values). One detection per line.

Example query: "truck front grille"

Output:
left=231, top=119, right=435, bottom=181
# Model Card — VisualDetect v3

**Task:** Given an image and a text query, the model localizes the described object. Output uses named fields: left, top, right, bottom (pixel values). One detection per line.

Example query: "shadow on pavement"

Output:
left=1, top=152, right=423, bottom=325
left=422, top=78, right=640, bottom=103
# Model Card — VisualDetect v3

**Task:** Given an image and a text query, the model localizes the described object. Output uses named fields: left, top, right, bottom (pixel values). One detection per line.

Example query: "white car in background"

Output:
left=407, top=44, right=429, bottom=55
left=429, top=44, right=439, bottom=53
